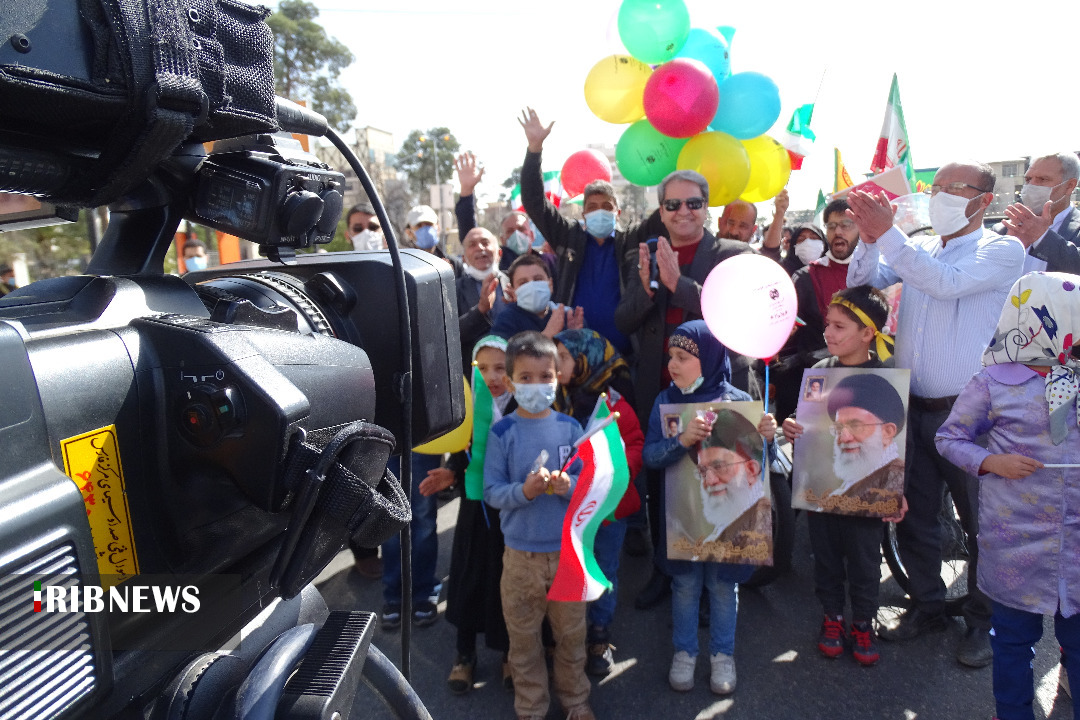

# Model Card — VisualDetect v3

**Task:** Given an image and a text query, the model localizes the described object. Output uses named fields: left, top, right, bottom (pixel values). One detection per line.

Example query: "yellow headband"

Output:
left=831, top=297, right=894, bottom=362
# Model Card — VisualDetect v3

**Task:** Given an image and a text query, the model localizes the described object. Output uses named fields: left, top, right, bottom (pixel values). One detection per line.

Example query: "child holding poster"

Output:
left=642, top=320, right=776, bottom=696
left=781, top=285, right=905, bottom=667
left=935, top=273, right=1080, bottom=720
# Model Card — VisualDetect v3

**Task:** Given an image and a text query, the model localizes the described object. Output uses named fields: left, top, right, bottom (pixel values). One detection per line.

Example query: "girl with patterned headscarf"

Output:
left=552, top=328, right=643, bottom=678
left=936, top=272, right=1080, bottom=720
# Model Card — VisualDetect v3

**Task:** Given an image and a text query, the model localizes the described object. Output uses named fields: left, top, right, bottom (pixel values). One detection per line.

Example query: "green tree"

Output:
left=267, top=0, right=356, bottom=131
left=503, top=166, right=522, bottom=190
left=395, top=129, right=461, bottom=198
left=0, top=211, right=95, bottom=281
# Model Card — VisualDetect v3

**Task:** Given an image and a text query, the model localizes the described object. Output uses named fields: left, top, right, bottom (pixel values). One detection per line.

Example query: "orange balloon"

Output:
left=676, top=131, right=749, bottom=206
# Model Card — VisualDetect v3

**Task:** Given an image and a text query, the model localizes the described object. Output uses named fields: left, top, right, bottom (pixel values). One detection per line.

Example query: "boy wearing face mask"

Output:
left=483, top=331, right=595, bottom=720
left=518, top=107, right=664, bottom=358
left=492, top=254, right=583, bottom=341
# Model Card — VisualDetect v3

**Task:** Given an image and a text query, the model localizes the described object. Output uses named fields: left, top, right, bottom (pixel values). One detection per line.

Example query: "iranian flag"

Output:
left=547, top=404, right=629, bottom=602
left=781, top=103, right=816, bottom=170
left=464, top=363, right=501, bottom=501
left=509, top=170, right=562, bottom=211
left=870, top=74, right=917, bottom=193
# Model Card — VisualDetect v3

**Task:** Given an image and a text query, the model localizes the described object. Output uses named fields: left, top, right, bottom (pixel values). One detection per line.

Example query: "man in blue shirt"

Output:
left=517, top=107, right=663, bottom=358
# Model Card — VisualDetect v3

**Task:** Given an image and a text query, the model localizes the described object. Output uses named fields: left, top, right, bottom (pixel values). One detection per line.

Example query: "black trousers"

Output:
left=898, top=403, right=991, bottom=629
left=807, top=511, right=883, bottom=622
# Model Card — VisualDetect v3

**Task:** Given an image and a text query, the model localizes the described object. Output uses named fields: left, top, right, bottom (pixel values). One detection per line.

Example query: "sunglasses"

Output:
left=662, top=197, right=706, bottom=212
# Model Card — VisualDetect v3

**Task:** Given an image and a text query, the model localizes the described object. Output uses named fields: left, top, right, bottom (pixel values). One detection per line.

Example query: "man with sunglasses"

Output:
left=1001, top=152, right=1080, bottom=273
left=846, top=161, right=1025, bottom=668
left=616, top=169, right=751, bottom=608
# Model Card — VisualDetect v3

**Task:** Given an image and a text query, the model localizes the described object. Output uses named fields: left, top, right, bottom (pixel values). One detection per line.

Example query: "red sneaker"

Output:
left=851, top=621, right=880, bottom=666
left=817, top=615, right=845, bottom=658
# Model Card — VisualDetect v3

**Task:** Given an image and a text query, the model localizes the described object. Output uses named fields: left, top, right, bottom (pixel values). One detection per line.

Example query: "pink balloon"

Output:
left=642, top=58, right=719, bottom=139
left=701, top=254, right=796, bottom=359
left=561, top=149, right=613, bottom=198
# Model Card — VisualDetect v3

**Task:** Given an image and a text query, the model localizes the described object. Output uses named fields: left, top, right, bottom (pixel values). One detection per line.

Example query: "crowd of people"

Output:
left=342, top=110, right=1080, bottom=720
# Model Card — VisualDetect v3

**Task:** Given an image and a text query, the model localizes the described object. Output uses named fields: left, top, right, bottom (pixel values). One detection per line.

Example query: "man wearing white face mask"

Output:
left=518, top=107, right=663, bottom=357
left=1001, top=152, right=1080, bottom=273
left=846, top=161, right=1025, bottom=668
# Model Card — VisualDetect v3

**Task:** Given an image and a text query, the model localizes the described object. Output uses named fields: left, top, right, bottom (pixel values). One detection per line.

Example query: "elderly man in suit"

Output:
left=617, top=169, right=753, bottom=608
left=1002, top=152, right=1080, bottom=273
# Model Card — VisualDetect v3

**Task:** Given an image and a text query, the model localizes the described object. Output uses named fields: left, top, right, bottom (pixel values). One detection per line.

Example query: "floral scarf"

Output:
left=984, top=272, right=1080, bottom=444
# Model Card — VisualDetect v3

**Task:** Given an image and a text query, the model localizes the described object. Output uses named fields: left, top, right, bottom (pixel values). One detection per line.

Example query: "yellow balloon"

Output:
left=584, top=55, right=652, bottom=124
left=676, top=131, right=749, bottom=206
left=413, top=375, right=473, bottom=455
left=739, top=135, right=792, bottom=203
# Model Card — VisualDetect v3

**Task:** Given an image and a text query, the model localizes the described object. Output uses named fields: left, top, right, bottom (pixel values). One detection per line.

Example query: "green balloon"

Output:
left=617, top=0, right=691, bottom=65
left=616, top=119, right=689, bottom=187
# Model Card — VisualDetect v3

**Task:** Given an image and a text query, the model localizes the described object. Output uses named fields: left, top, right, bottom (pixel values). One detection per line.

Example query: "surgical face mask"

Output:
left=794, top=238, right=825, bottom=265
left=4, top=276, right=15, bottom=288
left=185, top=255, right=207, bottom=271
left=413, top=225, right=438, bottom=250
left=513, top=381, right=557, bottom=414
left=462, top=262, right=494, bottom=282
left=928, top=191, right=976, bottom=236
left=506, top=230, right=531, bottom=255
left=1020, top=181, right=1065, bottom=211
left=514, top=280, right=551, bottom=314
left=679, top=375, right=705, bottom=395
left=583, top=209, right=616, bottom=239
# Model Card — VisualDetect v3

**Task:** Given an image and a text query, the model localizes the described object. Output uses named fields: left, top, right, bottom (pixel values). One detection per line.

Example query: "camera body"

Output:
left=0, top=1, right=465, bottom=717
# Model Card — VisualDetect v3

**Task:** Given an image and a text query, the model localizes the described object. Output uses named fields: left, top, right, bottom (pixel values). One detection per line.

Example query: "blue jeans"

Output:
left=382, top=453, right=440, bottom=605
left=587, top=519, right=627, bottom=629
left=671, top=564, right=739, bottom=657
left=991, top=601, right=1080, bottom=720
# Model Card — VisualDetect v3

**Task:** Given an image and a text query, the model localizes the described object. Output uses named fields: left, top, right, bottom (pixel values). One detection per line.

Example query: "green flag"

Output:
left=464, top=363, right=499, bottom=501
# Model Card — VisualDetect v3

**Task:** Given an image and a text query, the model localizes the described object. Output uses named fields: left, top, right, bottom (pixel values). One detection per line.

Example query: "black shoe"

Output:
left=413, top=599, right=438, bottom=627
left=623, top=526, right=650, bottom=557
left=879, top=608, right=949, bottom=642
left=586, top=626, right=614, bottom=677
left=956, top=626, right=993, bottom=668
left=380, top=603, right=401, bottom=631
left=634, top=570, right=671, bottom=610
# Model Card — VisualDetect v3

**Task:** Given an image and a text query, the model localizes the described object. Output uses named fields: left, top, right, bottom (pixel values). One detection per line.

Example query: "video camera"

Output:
left=0, top=1, right=463, bottom=718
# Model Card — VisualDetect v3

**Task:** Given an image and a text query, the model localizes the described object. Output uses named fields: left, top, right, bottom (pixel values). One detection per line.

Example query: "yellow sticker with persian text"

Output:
left=60, top=425, right=139, bottom=583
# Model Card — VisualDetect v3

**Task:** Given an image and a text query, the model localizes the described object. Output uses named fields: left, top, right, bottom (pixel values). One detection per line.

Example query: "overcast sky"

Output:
left=285, top=0, right=1080, bottom=215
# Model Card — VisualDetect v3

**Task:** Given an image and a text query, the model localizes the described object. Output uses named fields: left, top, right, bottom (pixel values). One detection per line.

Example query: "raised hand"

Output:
left=1003, top=201, right=1054, bottom=248
left=518, top=107, right=554, bottom=153
left=454, top=152, right=485, bottom=196
left=846, top=190, right=896, bottom=243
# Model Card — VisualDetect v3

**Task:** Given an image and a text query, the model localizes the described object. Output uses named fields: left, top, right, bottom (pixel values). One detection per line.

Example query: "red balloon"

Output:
left=560, top=149, right=613, bottom=198
left=642, top=58, right=719, bottom=139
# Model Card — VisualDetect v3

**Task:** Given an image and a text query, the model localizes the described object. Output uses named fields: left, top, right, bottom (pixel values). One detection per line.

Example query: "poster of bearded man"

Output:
left=792, top=370, right=910, bottom=518
left=662, top=402, right=773, bottom=565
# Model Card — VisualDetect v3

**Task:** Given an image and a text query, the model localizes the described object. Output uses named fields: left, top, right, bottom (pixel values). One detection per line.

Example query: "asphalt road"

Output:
left=316, top=497, right=1074, bottom=720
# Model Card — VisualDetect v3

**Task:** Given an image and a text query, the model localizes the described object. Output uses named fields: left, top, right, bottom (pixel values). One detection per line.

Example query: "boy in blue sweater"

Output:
left=484, top=331, right=594, bottom=720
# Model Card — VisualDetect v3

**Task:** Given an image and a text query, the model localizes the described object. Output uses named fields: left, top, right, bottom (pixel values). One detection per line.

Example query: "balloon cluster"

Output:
left=584, top=0, right=791, bottom=206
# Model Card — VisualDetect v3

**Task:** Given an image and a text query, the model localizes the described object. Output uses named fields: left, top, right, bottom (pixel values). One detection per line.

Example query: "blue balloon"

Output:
left=674, top=28, right=731, bottom=85
left=710, top=72, right=781, bottom=140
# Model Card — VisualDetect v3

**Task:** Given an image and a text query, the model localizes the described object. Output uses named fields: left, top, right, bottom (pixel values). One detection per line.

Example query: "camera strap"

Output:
left=271, top=421, right=410, bottom=593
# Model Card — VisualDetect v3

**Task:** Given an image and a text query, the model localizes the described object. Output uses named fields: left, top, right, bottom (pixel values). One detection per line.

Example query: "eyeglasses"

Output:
left=662, top=197, right=706, bottom=212
left=694, top=459, right=746, bottom=482
left=829, top=420, right=886, bottom=437
left=926, top=182, right=993, bottom=197
left=825, top=220, right=855, bottom=231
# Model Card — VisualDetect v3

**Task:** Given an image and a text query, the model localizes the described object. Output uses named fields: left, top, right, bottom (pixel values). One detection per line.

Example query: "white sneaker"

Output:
left=668, top=650, right=696, bottom=692
left=709, top=652, right=736, bottom=695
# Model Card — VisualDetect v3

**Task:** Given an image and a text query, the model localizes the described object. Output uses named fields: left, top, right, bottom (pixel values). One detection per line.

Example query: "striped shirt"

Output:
left=846, top=225, right=1025, bottom=398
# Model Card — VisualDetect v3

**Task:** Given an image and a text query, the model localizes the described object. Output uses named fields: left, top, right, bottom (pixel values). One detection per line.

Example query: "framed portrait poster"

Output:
left=662, top=401, right=772, bottom=565
left=791, top=368, right=910, bottom=518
